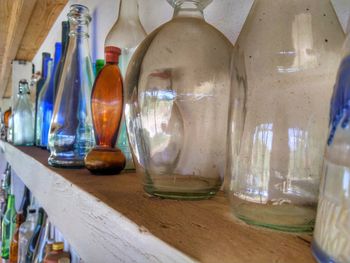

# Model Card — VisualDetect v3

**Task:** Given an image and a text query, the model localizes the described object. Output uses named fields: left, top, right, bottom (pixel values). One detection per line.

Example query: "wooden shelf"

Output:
left=0, top=141, right=315, bottom=263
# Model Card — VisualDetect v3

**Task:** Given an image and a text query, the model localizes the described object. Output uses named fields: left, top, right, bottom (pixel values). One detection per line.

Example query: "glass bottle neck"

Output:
left=118, top=0, right=140, bottom=21
left=27, top=213, right=37, bottom=222
left=42, top=54, right=51, bottom=79
left=173, top=1, right=204, bottom=19
left=7, top=195, right=15, bottom=208
left=69, top=23, right=89, bottom=39
left=62, top=21, right=69, bottom=50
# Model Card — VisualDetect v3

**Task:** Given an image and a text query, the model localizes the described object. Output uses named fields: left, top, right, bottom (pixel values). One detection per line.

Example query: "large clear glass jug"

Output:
left=228, top=0, right=344, bottom=232
left=125, top=0, right=232, bottom=199
left=105, top=0, right=147, bottom=171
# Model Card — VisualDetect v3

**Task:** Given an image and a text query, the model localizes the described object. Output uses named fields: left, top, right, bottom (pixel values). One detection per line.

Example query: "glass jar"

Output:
left=13, top=80, right=35, bottom=146
left=105, top=0, right=147, bottom=171
left=227, top=0, right=344, bottom=232
left=312, top=25, right=350, bottom=263
left=125, top=0, right=232, bottom=199
left=48, top=4, right=95, bottom=168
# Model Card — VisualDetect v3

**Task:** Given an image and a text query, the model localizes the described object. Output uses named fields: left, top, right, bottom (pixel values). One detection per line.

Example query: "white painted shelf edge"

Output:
left=0, top=141, right=195, bottom=263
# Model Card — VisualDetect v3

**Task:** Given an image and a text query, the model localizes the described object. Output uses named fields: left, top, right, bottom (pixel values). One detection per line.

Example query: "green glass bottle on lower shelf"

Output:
left=1, top=194, right=16, bottom=259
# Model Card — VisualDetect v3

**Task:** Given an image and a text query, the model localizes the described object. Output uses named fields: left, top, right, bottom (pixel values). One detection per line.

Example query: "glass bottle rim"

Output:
left=68, top=4, right=91, bottom=24
left=167, top=0, right=213, bottom=10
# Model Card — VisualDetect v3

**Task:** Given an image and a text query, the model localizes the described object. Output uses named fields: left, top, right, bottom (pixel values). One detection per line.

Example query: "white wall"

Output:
left=32, top=0, right=350, bottom=71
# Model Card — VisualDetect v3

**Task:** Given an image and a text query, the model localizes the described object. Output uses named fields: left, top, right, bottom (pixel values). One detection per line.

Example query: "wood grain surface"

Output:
left=1, top=142, right=316, bottom=263
left=0, top=0, right=67, bottom=99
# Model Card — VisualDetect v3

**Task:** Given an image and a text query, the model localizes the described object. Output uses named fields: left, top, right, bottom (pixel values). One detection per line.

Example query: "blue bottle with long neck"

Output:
left=54, top=21, right=69, bottom=99
left=37, top=43, right=62, bottom=148
left=34, top=53, right=50, bottom=146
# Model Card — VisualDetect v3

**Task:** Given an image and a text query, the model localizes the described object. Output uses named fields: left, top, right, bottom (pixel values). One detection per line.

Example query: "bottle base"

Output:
left=48, top=155, right=85, bottom=169
left=13, top=142, right=34, bottom=146
left=312, top=241, right=338, bottom=263
left=144, top=175, right=221, bottom=200
left=231, top=196, right=316, bottom=233
left=85, top=147, right=126, bottom=175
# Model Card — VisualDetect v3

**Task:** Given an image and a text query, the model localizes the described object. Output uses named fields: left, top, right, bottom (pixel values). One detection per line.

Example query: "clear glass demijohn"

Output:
left=48, top=4, right=95, bottom=168
left=125, top=0, right=232, bottom=199
left=105, top=0, right=147, bottom=171
left=312, top=19, right=350, bottom=263
left=228, top=0, right=345, bottom=232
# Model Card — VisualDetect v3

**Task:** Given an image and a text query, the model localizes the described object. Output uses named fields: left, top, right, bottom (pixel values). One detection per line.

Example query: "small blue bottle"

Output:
left=36, top=42, right=62, bottom=148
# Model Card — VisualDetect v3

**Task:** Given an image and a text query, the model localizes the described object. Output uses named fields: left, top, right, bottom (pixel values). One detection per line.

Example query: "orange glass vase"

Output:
left=85, top=46, right=126, bottom=174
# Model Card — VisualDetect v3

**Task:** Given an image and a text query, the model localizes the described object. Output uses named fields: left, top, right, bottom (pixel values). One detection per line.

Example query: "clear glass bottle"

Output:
left=18, top=208, right=37, bottom=263
left=36, top=59, right=53, bottom=147
left=26, top=208, right=45, bottom=262
left=105, top=0, right=147, bottom=171
left=9, top=213, right=24, bottom=263
left=227, top=0, right=344, bottom=232
left=48, top=4, right=95, bottom=168
left=125, top=0, right=232, bottom=199
left=13, top=79, right=35, bottom=146
left=33, top=216, right=52, bottom=263
left=85, top=46, right=126, bottom=175
left=29, top=72, right=41, bottom=109
left=312, top=24, right=350, bottom=263
left=1, top=194, right=16, bottom=259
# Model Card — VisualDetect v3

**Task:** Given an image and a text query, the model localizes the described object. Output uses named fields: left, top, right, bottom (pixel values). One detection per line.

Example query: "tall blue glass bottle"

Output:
left=37, top=43, right=62, bottom=148
left=54, top=21, right=69, bottom=99
left=35, top=59, right=53, bottom=148
left=34, top=53, right=51, bottom=145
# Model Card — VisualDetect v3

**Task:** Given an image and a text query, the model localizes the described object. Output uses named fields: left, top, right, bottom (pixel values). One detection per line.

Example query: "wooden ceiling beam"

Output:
left=0, top=0, right=68, bottom=99
left=0, top=0, right=37, bottom=99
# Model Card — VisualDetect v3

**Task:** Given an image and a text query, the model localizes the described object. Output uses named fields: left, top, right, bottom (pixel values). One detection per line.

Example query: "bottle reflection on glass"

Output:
left=139, top=70, right=184, bottom=177
left=85, top=46, right=126, bottom=175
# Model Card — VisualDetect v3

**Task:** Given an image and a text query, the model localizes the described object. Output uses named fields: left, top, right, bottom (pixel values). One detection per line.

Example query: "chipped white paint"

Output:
left=0, top=142, right=195, bottom=263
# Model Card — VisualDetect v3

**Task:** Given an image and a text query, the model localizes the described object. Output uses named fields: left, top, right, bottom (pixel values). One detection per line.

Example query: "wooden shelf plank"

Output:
left=0, top=142, right=315, bottom=263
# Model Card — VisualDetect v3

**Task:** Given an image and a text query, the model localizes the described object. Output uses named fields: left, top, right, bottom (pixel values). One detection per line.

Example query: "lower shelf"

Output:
left=0, top=141, right=315, bottom=263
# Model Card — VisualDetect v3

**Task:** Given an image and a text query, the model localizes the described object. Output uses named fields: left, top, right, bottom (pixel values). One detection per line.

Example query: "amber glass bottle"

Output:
left=43, top=242, right=70, bottom=263
left=4, top=108, right=11, bottom=128
left=85, top=46, right=126, bottom=174
left=4, top=107, right=11, bottom=141
left=9, top=213, right=24, bottom=263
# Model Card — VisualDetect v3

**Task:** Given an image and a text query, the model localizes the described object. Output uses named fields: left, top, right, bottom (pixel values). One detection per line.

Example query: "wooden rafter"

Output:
left=0, top=0, right=68, bottom=99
